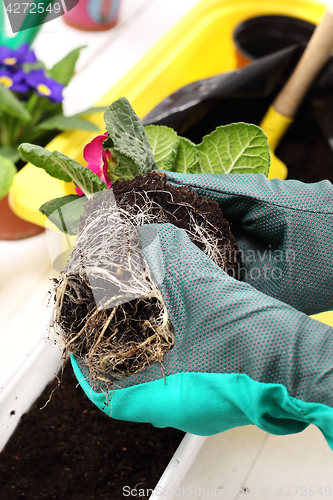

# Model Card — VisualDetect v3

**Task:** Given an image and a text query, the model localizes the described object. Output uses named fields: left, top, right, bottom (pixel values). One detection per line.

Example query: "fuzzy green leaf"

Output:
left=0, top=84, right=31, bottom=121
left=49, top=46, right=86, bottom=86
left=40, top=194, right=84, bottom=235
left=104, top=97, right=156, bottom=177
left=113, top=150, right=140, bottom=180
left=0, top=155, right=17, bottom=200
left=19, top=143, right=107, bottom=197
left=195, top=123, right=270, bottom=176
left=145, top=125, right=179, bottom=171
left=173, top=136, right=199, bottom=174
left=103, top=137, right=140, bottom=180
left=35, top=114, right=100, bottom=132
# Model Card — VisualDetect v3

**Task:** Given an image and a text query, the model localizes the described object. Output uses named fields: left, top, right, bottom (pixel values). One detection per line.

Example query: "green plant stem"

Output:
left=25, top=93, right=39, bottom=114
left=0, top=113, right=18, bottom=147
left=0, top=116, right=8, bottom=146
left=27, top=96, right=48, bottom=128
left=16, top=95, right=52, bottom=144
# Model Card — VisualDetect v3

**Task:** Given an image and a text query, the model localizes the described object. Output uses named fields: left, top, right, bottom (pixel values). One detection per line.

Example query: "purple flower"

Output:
left=25, top=69, right=64, bottom=103
left=0, top=68, right=29, bottom=93
left=0, top=43, right=37, bottom=67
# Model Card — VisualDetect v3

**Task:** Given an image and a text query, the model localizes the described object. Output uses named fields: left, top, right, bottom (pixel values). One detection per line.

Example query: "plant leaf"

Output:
left=22, top=61, right=46, bottom=73
left=0, top=84, right=31, bottom=121
left=0, top=154, right=17, bottom=200
left=40, top=194, right=84, bottom=235
left=104, top=97, right=156, bottom=178
left=113, top=151, right=140, bottom=180
left=49, top=46, right=86, bottom=86
left=195, top=123, right=270, bottom=176
left=19, top=143, right=107, bottom=197
left=173, top=136, right=199, bottom=174
left=35, top=114, right=100, bottom=132
left=75, top=106, right=107, bottom=116
left=145, top=125, right=179, bottom=171
left=0, top=146, right=20, bottom=163
left=103, top=137, right=140, bottom=180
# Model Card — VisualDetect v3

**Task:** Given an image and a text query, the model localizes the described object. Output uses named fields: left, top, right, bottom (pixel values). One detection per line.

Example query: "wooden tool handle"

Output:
left=274, top=4, right=333, bottom=118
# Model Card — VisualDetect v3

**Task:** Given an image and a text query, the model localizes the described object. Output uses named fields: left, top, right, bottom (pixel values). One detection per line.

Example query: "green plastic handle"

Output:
left=0, top=2, right=5, bottom=44
left=0, top=0, right=56, bottom=48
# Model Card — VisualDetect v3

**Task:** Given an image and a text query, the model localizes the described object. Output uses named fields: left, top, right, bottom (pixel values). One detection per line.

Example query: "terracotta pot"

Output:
left=0, top=195, right=44, bottom=241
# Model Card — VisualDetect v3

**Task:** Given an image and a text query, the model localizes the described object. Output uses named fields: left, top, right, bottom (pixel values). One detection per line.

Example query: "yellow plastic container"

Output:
left=10, top=0, right=332, bottom=327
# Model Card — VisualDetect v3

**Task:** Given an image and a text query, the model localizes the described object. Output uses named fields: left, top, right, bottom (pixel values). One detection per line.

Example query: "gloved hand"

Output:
left=163, top=172, right=333, bottom=316
left=71, top=173, right=333, bottom=448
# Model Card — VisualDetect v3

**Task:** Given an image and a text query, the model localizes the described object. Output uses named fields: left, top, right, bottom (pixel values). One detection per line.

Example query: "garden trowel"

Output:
left=260, top=3, right=333, bottom=179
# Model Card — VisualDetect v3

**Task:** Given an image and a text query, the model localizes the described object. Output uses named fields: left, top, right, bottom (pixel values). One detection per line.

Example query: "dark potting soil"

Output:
left=0, top=363, right=185, bottom=500
left=111, top=171, right=241, bottom=277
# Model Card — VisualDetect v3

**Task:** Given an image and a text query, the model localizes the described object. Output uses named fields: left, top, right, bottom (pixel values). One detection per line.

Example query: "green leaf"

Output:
left=49, top=46, right=86, bottom=86
left=173, top=136, right=199, bottom=174
left=75, top=106, right=107, bottom=116
left=22, top=61, right=46, bottom=73
left=0, top=146, right=20, bottom=163
left=145, top=125, right=179, bottom=171
left=195, top=123, right=270, bottom=176
left=103, top=136, right=140, bottom=180
left=113, top=151, right=140, bottom=180
left=0, top=154, right=17, bottom=200
left=104, top=97, right=156, bottom=179
left=35, top=114, right=100, bottom=132
left=40, top=194, right=84, bottom=235
left=0, top=84, right=31, bottom=122
left=19, top=143, right=107, bottom=197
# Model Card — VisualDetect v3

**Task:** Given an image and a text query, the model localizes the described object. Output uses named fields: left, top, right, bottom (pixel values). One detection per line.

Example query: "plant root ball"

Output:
left=51, top=172, right=241, bottom=386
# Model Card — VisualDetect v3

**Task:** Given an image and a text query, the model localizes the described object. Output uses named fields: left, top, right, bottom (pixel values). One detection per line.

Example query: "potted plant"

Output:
left=0, top=42, right=104, bottom=239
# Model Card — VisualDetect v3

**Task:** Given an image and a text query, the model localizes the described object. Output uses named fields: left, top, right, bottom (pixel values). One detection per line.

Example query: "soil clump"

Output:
left=53, top=172, right=241, bottom=386
left=111, top=171, right=240, bottom=277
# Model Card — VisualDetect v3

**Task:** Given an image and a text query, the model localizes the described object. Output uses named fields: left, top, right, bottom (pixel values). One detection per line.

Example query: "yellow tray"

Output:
left=9, top=0, right=332, bottom=327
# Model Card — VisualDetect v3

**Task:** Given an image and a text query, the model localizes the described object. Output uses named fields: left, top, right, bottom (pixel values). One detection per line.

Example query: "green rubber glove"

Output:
left=163, top=172, right=333, bottom=316
left=71, top=220, right=333, bottom=450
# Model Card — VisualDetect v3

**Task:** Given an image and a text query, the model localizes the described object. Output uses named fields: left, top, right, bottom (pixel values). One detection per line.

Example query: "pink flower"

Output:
left=75, top=132, right=113, bottom=195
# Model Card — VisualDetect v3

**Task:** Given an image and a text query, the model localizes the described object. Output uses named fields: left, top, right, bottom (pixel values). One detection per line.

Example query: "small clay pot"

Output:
left=233, top=15, right=316, bottom=67
left=0, top=195, right=44, bottom=241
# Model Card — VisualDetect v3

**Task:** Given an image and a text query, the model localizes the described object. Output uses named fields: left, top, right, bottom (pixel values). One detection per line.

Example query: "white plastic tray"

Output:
left=0, top=328, right=62, bottom=451
left=0, top=328, right=207, bottom=494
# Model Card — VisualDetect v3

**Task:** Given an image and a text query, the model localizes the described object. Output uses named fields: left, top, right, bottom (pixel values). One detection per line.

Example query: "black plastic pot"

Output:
left=143, top=44, right=333, bottom=185
left=233, top=15, right=316, bottom=67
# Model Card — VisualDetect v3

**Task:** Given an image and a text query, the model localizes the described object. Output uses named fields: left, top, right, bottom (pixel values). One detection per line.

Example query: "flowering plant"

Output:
left=18, top=97, right=270, bottom=234
left=0, top=43, right=104, bottom=178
